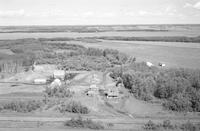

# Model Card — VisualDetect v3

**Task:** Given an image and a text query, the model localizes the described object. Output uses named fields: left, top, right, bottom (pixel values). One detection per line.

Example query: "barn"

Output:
left=53, top=70, right=65, bottom=80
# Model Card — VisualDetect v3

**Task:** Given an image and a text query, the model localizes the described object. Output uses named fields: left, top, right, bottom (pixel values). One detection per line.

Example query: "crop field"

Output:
left=1, top=30, right=200, bottom=40
left=0, top=25, right=200, bottom=40
left=68, top=40, right=200, bottom=69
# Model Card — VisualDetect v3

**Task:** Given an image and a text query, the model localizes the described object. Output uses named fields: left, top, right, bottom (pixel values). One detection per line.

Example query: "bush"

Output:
left=180, top=121, right=200, bottom=131
left=65, top=116, right=104, bottom=130
left=144, top=120, right=176, bottom=130
left=154, top=76, right=189, bottom=99
left=59, top=101, right=89, bottom=114
left=162, top=120, right=176, bottom=130
left=163, top=93, right=192, bottom=112
left=122, top=72, right=155, bottom=101
left=186, top=88, right=200, bottom=112
left=44, top=86, right=73, bottom=98
left=163, top=89, right=200, bottom=112
left=0, top=100, right=43, bottom=113
left=143, top=120, right=158, bottom=130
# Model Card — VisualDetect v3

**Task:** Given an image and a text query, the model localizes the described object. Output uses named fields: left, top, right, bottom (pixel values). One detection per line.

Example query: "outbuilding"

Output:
left=50, top=78, right=62, bottom=88
left=53, top=70, right=65, bottom=80
left=34, top=78, right=47, bottom=84
left=146, top=62, right=153, bottom=67
left=158, top=63, right=166, bottom=67
left=86, top=90, right=99, bottom=97
left=104, top=89, right=119, bottom=98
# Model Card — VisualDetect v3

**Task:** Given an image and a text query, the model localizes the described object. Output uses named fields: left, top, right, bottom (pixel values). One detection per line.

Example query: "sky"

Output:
left=0, top=0, right=200, bottom=25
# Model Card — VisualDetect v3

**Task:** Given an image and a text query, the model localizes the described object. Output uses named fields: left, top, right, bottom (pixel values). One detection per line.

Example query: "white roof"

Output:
left=53, top=70, right=65, bottom=75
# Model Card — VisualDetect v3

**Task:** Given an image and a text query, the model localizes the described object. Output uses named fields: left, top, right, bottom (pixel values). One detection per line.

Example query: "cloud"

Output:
left=138, top=10, right=161, bottom=16
left=194, top=1, right=200, bottom=9
left=0, top=9, right=25, bottom=18
left=164, top=6, right=178, bottom=16
left=183, top=1, right=200, bottom=10
left=82, top=11, right=95, bottom=17
left=183, top=3, right=193, bottom=8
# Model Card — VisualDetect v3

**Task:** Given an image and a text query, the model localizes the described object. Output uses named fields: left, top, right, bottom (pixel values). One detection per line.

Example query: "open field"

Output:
left=1, top=30, right=200, bottom=40
left=47, top=39, right=200, bottom=69
left=0, top=25, right=200, bottom=40
left=1, top=31, right=200, bottom=40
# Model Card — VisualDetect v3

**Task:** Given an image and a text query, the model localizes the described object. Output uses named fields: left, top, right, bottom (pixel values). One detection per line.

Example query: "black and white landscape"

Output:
left=0, top=0, right=200, bottom=131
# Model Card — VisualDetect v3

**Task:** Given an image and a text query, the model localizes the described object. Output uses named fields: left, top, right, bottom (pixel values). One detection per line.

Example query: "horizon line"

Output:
left=1, top=23, right=200, bottom=27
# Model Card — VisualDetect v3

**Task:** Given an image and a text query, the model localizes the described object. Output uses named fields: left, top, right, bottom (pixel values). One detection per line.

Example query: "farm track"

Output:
left=0, top=81, right=46, bottom=86
left=0, top=115, right=199, bottom=131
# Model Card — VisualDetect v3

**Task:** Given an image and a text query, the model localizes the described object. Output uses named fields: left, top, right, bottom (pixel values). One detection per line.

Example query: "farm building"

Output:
left=53, top=70, right=65, bottom=80
left=86, top=90, right=99, bottom=97
left=34, top=78, right=47, bottom=84
left=50, top=78, right=62, bottom=88
left=146, top=62, right=153, bottom=67
left=89, top=84, right=99, bottom=90
left=158, top=63, right=166, bottom=67
left=104, top=89, right=119, bottom=98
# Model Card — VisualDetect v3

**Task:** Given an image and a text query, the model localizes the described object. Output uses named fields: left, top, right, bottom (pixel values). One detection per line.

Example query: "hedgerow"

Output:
left=0, top=100, right=43, bottom=113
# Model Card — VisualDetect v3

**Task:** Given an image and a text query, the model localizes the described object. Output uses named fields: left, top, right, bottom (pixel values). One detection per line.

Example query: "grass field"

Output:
left=52, top=40, right=200, bottom=69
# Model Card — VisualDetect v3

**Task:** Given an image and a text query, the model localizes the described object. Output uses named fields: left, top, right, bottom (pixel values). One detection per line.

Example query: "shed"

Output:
left=34, top=78, right=47, bottom=84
